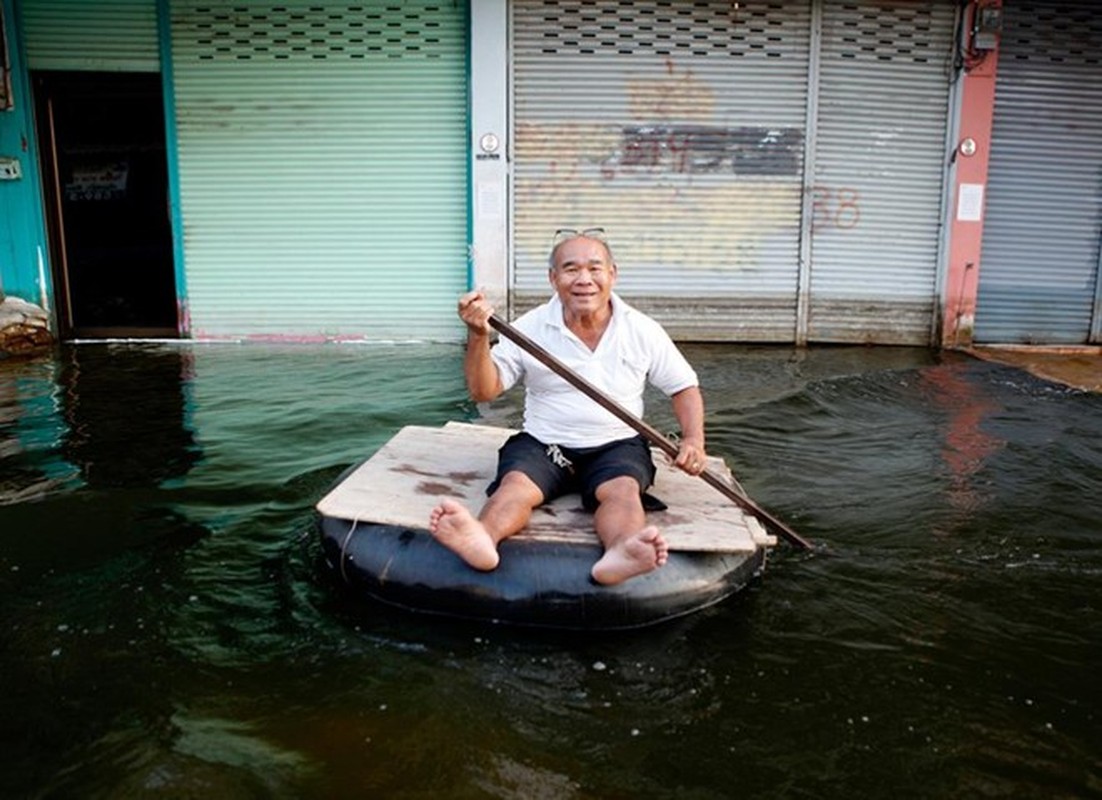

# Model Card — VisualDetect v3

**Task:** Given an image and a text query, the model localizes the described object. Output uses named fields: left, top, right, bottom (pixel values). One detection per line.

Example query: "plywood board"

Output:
left=317, top=423, right=772, bottom=553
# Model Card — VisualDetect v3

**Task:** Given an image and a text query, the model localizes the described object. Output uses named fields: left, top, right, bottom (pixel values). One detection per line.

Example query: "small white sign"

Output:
left=477, top=181, right=502, bottom=218
left=0, top=156, right=22, bottom=180
left=957, top=183, right=984, bottom=222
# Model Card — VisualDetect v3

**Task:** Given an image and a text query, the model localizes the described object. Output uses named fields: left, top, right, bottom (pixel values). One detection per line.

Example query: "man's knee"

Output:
left=594, top=474, right=643, bottom=504
left=495, top=470, right=545, bottom=504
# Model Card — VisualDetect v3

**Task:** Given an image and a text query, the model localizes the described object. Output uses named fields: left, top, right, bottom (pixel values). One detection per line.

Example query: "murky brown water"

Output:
left=1, top=342, right=1099, bottom=798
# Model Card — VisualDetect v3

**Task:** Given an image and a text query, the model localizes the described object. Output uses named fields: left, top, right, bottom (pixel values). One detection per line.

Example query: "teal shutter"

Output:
left=170, top=1, right=468, bottom=339
left=20, top=0, right=159, bottom=72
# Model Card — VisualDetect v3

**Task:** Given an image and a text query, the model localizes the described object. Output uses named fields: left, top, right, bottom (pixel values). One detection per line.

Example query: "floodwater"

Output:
left=0, top=341, right=1099, bottom=799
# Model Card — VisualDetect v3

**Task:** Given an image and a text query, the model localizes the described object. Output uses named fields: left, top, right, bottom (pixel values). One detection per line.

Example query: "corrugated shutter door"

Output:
left=20, top=0, right=159, bottom=72
left=808, top=2, right=954, bottom=344
left=512, top=1, right=811, bottom=341
left=171, top=1, right=467, bottom=339
left=975, top=0, right=1102, bottom=344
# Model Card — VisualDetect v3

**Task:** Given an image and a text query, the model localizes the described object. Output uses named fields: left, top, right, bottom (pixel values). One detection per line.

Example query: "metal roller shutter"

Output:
left=20, top=0, right=159, bottom=72
left=512, top=0, right=954, bottom=345
left=975, top=0, right=1102, bottom=344
left=171, top=1, right=468, bottom=339
left=808, top=1, right=955, bottom=344
left=512, top=0, right=811, bottom=341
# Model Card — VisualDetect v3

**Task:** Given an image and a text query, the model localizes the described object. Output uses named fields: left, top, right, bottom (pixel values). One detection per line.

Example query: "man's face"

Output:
left=548, top=236, right=617, bottom=319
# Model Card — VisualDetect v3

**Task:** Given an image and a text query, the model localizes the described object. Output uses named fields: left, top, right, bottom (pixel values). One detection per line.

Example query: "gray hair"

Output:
left=548, top=233, right=615, bottom=270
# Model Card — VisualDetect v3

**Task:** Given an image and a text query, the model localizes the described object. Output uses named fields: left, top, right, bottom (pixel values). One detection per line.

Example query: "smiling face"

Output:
left=548, top=235, right=617, bottom=323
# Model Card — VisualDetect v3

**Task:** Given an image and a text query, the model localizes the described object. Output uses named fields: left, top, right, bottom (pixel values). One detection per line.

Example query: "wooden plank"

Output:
left=316, top=423, right=771, bottom=553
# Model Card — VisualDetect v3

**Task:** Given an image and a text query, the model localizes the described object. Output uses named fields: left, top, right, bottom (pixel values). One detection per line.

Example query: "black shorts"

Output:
left=487, top=432, right=658, bottom=512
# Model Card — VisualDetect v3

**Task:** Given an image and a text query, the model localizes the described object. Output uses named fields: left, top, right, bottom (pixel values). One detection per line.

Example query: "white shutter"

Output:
left=807, top=1, right=955, bottom=344
left=512, top=1, right=955, bottom=344
left=976, top=0, right=1102, bottom=344
left=512, top=0, right=811, bottom=340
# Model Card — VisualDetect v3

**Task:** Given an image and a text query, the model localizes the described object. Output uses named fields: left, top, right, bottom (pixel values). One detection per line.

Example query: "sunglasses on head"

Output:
left=551, top=227, right=606, bottom=245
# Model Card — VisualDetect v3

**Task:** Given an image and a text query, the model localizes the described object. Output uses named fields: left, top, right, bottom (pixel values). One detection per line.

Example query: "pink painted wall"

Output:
left=943, top=1, right=1002, bottom=348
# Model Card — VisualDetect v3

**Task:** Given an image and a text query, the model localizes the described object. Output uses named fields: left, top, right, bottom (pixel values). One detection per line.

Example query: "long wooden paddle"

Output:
left=488, top=314, right=814, bottom=551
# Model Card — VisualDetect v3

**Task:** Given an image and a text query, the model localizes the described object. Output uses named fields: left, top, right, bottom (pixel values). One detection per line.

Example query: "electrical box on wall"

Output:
left=0, top=156, right=22, bottom=180
left=972, top=6, right=1003, bottom=51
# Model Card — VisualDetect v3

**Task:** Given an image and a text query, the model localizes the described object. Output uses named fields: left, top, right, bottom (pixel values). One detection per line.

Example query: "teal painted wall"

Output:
left=0, top=0, right=50, bottom=307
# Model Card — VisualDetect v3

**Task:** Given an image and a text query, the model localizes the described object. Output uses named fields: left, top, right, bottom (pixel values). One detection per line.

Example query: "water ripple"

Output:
left=0, top=342, right=1099, bottom=798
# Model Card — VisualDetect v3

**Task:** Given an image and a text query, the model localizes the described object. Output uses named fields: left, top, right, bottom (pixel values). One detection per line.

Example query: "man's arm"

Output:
left=459, top=290, right=505, bottom=402
left=670, top=385, right=707, bottom=474
left=464, top=330, right=504, bottom=402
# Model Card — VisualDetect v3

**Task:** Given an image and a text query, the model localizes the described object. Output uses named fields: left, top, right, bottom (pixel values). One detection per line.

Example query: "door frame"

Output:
left=31, top=69, right=179, bottom=338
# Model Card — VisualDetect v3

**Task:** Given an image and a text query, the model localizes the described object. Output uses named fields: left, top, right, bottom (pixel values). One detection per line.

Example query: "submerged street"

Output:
left=0, top=342, right=1099, bottom=798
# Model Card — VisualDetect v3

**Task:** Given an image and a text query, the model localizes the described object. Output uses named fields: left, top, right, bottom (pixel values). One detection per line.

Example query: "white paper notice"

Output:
left=957, top=183, right=984, bottom=222
left=477, top=182, right=502, bottom=218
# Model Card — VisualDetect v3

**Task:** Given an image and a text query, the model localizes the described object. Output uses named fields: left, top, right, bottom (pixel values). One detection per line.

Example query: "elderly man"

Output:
left=429, top=228, right=707, bottom=585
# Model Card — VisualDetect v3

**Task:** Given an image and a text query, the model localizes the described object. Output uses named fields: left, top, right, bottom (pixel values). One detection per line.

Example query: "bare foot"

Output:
left=428, top=498, right=500, bottom=571
left=591, top=526, right=669, bottom=586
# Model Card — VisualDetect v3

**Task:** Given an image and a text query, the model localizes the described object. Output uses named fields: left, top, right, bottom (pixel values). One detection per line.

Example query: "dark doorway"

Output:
left=34, top=71, right=177, bottom=338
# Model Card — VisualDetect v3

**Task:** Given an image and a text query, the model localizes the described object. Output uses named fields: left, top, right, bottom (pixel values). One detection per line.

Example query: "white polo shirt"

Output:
left=491, top=293, right=698, bottom=448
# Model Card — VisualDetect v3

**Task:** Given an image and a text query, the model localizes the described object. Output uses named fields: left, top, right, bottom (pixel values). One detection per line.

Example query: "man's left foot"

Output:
left=591, top=526, right=669, bottom=586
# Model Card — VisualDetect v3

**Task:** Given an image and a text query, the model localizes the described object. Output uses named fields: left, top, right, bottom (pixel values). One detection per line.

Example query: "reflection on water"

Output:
left=58, top=346, right=201, bottom=488
left=0, top=342, right=1099, bottom=798
left=917, top=363, right=1006, bottom=522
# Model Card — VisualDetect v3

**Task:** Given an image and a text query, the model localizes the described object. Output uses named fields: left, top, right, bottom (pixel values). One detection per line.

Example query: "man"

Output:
left=429, top=229, right=707, bottom=586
